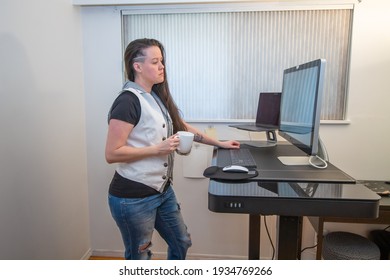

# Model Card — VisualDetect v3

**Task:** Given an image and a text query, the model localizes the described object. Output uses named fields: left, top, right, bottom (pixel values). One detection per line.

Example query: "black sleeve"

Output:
left=108, top=91, right=141, bottom=126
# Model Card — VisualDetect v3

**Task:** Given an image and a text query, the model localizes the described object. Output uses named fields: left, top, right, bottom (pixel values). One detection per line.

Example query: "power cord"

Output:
left=299, top=244, right=318, bottom=260
left=309, top=155, right=328, bottom=169
left=263, top=215, right=319, bottom=260
left=263, top=215, right=275, bottom=260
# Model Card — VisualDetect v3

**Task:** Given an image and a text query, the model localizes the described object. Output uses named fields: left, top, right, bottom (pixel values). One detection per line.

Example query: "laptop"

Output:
left=230, top=92, right=281, bottom=132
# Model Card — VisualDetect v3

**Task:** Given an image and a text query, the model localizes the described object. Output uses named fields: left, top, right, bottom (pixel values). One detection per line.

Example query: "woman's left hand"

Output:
left=218, top=140, right=240, bottom=149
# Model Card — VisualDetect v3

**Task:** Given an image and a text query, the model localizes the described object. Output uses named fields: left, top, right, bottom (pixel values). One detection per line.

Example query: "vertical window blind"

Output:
left=122, top=7, right=352, bottom=121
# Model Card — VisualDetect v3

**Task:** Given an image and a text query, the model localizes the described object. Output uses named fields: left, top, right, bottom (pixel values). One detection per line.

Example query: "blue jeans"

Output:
left=108, top=185, right=192, bottom=260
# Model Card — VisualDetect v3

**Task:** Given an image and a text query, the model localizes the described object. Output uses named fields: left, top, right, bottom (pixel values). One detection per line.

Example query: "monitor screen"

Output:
left=278, top=59, right=326, bottom=165
left=256, top=92, right=281, bottom=126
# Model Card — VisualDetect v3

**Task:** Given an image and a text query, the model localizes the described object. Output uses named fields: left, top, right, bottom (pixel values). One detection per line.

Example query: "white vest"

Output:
left=116, top=87, right=171, bottom=192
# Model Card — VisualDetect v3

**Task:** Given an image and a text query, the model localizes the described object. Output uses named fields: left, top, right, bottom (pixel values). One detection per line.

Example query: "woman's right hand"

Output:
left=157, top=134, right=180, bottom=155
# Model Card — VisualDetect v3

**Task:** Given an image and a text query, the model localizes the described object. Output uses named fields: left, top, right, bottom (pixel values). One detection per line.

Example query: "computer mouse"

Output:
left=222, top=165, right=249, bottom=173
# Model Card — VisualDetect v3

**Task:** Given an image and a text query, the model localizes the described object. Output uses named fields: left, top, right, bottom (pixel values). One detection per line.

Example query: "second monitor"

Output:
left=230, top=92, right=281, bottom=148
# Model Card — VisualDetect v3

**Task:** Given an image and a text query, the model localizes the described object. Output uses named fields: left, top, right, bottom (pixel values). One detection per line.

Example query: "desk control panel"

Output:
left=224, top=201, right=244, bottom=209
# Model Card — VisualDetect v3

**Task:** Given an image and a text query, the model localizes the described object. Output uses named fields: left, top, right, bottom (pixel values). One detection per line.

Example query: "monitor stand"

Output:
left=278, top=155, right=327, bottom=168
left=278, top=138, right=329, bottom=167
left=241, top=130, right=277, bottom=148
left=278, top=156, right=310, bottom=166
left=242, top=140, right=277, bottom=148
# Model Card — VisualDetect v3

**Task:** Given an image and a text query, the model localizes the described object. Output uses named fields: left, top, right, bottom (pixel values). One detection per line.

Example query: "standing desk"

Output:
left=207, top=142, right=381, bottom=260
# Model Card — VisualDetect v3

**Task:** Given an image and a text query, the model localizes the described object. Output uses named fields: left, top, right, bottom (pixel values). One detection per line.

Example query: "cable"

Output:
left=263, top=215, right=321, bottom=260
left=300, top=244, right=318, bottom=254
left=309, top=155, right=328, bottom=169
left=263, top=215, right=275, bottom=260
left=298, top=244, right=318, bottom=260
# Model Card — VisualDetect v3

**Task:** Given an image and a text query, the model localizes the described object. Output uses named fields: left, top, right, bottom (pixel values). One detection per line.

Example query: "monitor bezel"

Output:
left=278, top=58, right=326, bottom=156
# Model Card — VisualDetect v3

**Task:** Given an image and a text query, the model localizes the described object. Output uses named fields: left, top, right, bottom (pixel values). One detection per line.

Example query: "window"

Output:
left=122, top=4, right=352, bottom=121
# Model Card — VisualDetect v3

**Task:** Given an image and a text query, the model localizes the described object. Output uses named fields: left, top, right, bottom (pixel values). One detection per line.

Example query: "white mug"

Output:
left=176, top=131, right=194, bottom=155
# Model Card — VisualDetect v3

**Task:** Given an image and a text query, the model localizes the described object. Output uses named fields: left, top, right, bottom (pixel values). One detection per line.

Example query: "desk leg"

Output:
left=306, top=216, right=325, bottom=260
left=277, top=216, right=302, bottom=260
left=248, top=214, right=261, bottom=259
left=316, top=218, right=325, bottom=260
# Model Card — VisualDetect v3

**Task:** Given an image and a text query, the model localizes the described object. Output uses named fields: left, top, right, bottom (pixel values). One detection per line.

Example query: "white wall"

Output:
left=0, top=1, right=90, bottom=259
left=81, top=0, right=390, bottom=259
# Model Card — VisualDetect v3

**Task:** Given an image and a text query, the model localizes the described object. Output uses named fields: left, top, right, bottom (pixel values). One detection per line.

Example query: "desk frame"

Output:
left=208, top=144, right=380, bottom=260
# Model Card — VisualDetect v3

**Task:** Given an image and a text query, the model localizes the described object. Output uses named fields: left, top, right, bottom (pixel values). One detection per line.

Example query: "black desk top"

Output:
left=215, top=143, right=355, bottom=183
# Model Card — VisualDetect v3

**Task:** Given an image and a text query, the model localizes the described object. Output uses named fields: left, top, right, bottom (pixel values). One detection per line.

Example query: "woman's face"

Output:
left=134, top=46, right=165, bottom=87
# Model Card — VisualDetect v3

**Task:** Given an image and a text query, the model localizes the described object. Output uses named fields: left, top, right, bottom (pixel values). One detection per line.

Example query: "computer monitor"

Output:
left=277, top=59, right=327, bottom=168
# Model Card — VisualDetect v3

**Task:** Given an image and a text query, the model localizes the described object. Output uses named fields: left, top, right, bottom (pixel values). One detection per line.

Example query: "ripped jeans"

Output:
left=108, top=185, right=192, bottom=260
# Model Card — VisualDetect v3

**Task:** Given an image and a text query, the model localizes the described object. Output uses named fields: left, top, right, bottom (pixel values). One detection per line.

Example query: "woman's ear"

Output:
left=133, top=62, right=142, bottom=73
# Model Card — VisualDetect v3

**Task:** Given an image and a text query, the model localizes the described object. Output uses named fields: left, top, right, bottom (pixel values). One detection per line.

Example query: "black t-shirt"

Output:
left=107, top=91, right=168, bottom=198
left=108, top=91, right=141, bottom=125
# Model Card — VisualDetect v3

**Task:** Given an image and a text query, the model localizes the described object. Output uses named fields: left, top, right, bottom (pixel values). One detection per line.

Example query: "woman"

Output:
left=105, top=38, right=240, bottom=260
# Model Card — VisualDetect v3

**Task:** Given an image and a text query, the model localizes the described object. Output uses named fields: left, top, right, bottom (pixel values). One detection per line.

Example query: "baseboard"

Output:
left=91, top=249, right=125, bottom=258
left=81, top=248, right=93, bottom=260
left=90, top=249, right=247, bottom=260
left=153, top=252, right=247, bottom=260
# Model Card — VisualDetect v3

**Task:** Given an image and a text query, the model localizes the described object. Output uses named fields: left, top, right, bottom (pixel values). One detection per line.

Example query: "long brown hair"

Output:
left=124, top=38, right=186, bottom=133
